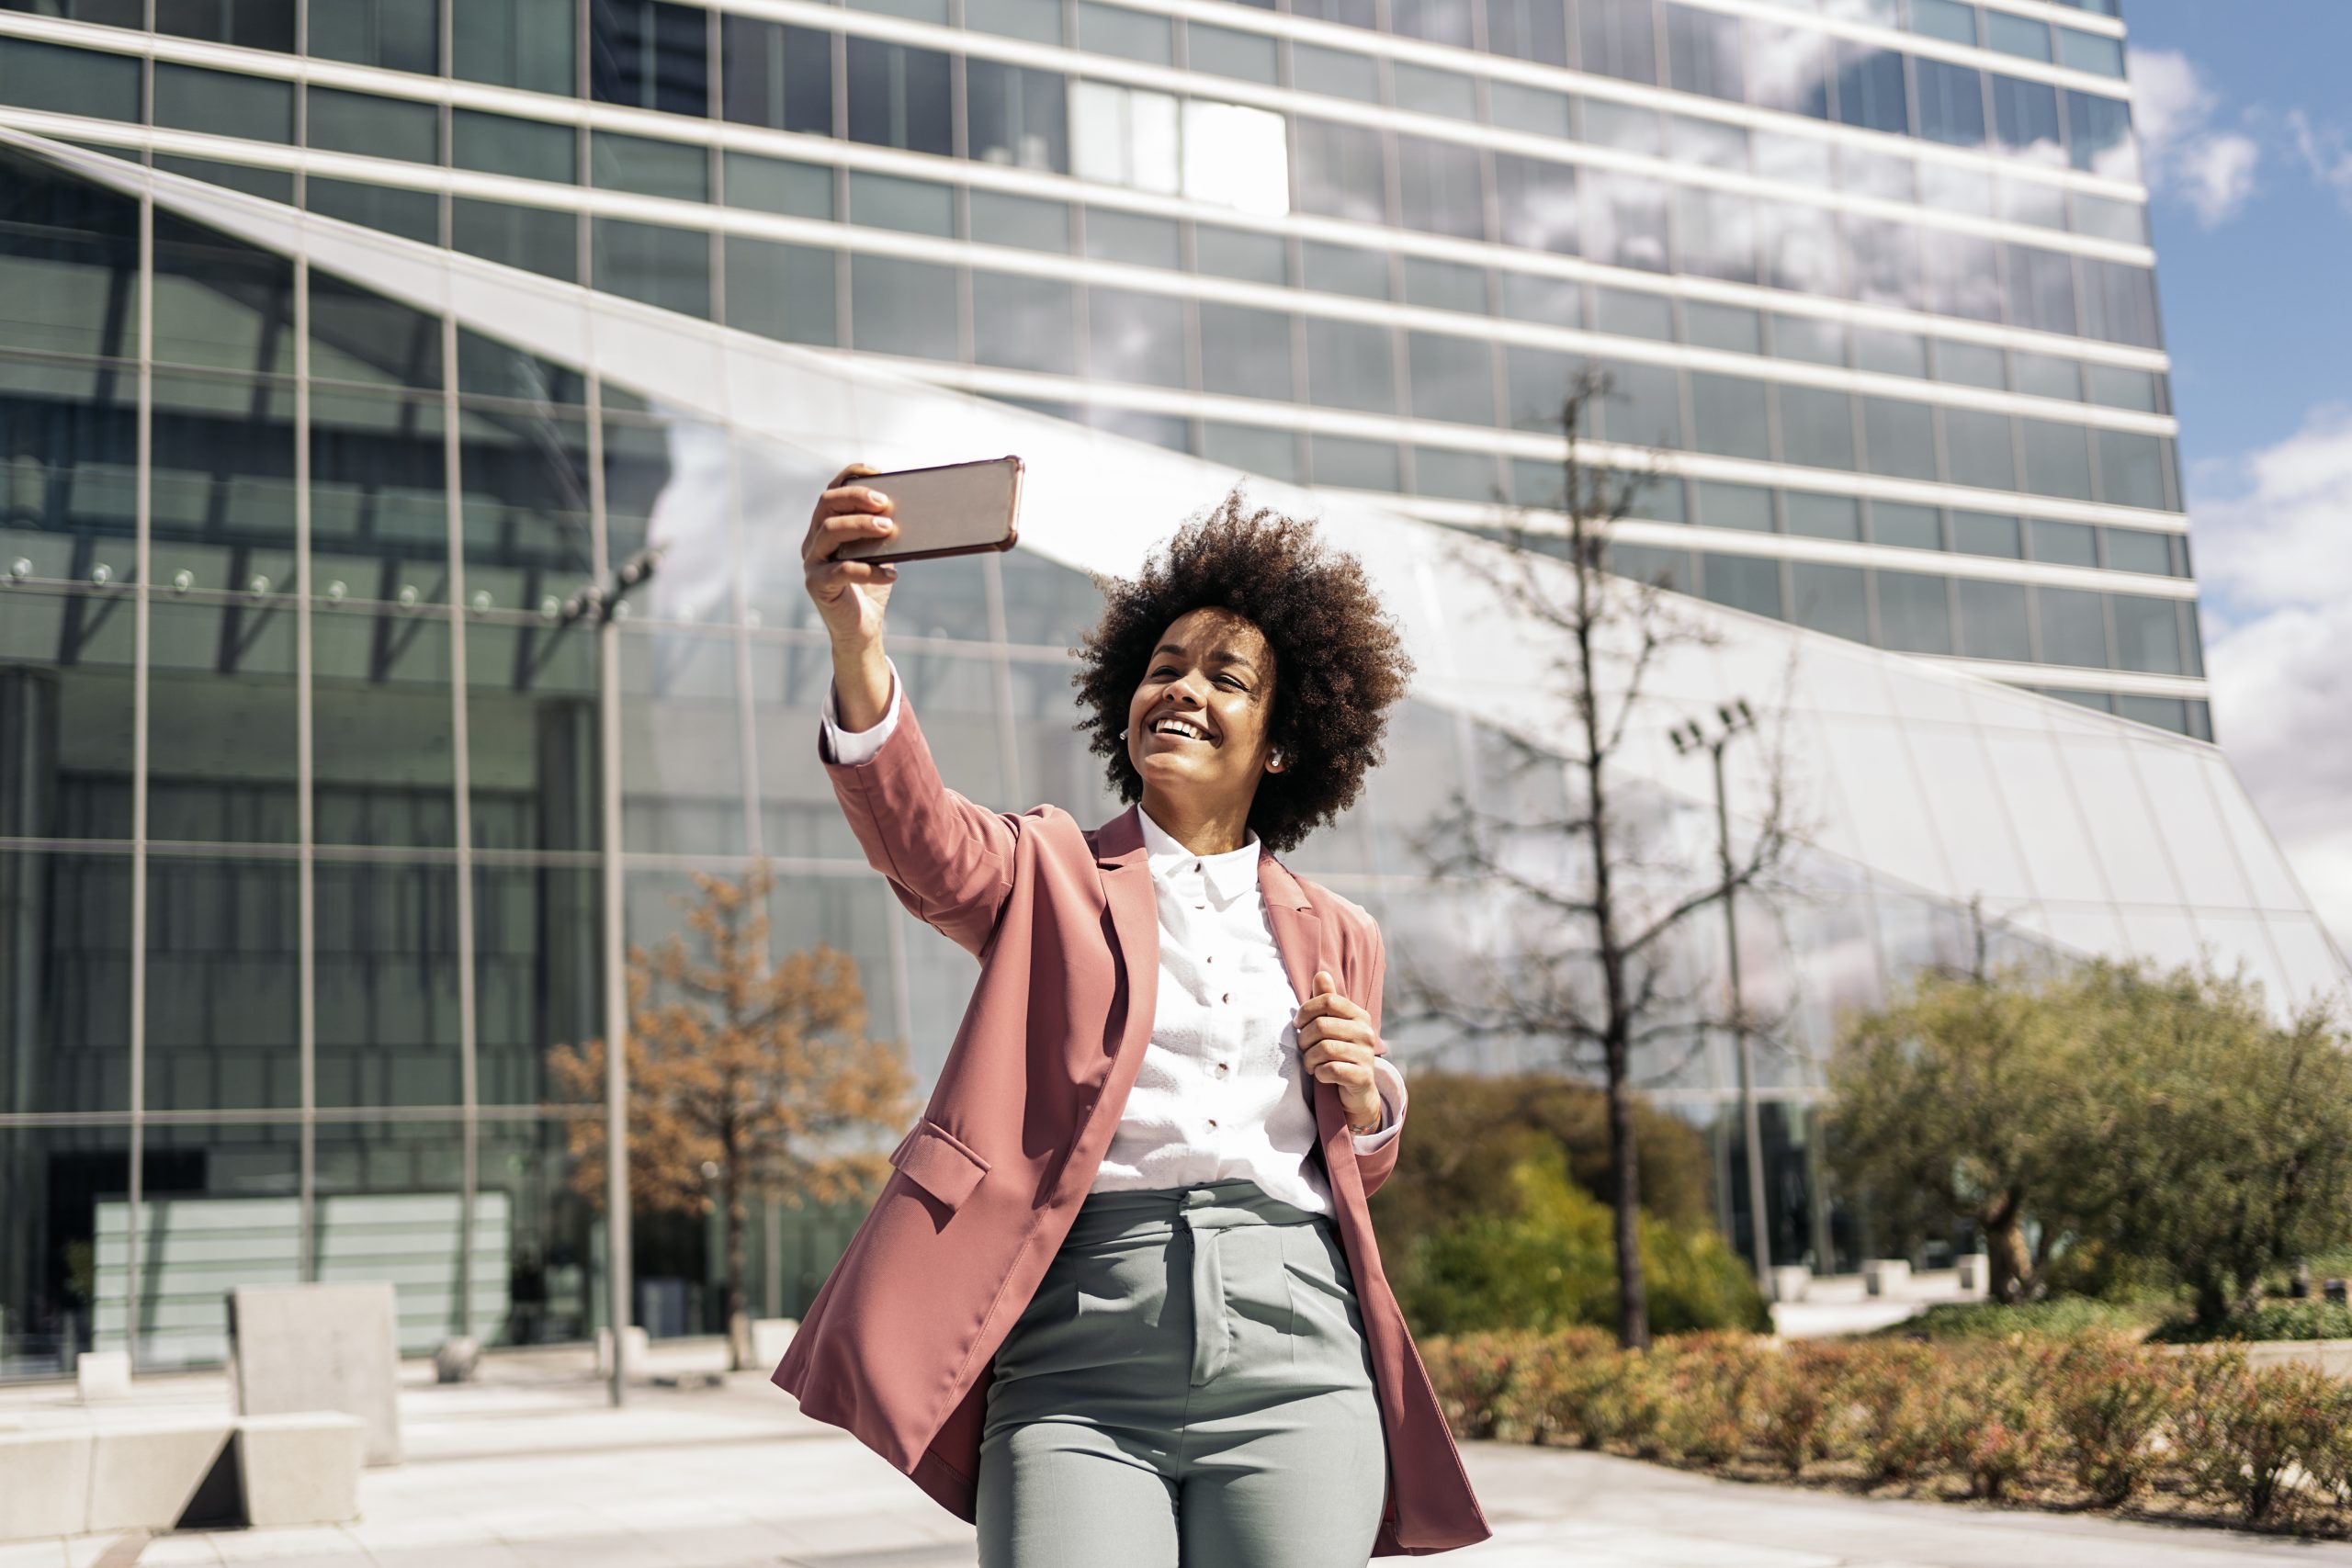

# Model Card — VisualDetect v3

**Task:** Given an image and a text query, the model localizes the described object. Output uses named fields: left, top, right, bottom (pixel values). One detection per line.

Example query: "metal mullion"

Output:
left=440, top=310, right=481, bottom=1341
left=295, top=253, right=318, bottom=1282
left=586, top=371, right=632, bottom=1408
left=125, top=181, right=153, bottom=1372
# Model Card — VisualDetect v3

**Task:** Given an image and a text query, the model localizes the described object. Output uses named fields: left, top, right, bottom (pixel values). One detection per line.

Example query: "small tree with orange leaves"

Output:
left=548, top=861, right=917, bottom=1371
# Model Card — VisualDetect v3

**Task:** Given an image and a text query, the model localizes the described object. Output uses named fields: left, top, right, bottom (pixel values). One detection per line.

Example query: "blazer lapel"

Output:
left=1260, top=853, right=1347, bottom=1151
left=1091, top=804, right=1159, bottom=1066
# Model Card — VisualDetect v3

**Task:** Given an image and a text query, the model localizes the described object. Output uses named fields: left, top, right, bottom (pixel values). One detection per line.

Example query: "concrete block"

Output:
left=594, top=1325, right=649, bottom=1378
left=1954, top=1253, right=1992, bottom=1294
left=1862, top=1258, right=1912, bottom=1300
left=85, top=1420, right=232, bottom=1533
left=238, top=1413, right=365, bottom=1529
left=228, top=1281, right=401, bottom=1466
left=752, top=1318, right=797, bottom=1366
left=0, top=1429, right=94, bottom=1541
left=76, top=1349, right=132, bottom=1401
left=1767, top=1266, right=1812, bottom=1304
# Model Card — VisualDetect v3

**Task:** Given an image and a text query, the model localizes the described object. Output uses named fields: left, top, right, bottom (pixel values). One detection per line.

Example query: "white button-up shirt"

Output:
left=820, top=661, right=1407, bottom=1217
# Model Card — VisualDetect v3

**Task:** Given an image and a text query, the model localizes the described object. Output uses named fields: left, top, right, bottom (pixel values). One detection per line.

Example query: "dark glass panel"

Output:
left=1664, top=3, right=1741, bottom=100
left=1396, top=133, right=1484, bottom=239
left=2035, top=585, right=2108, bottom=668
left=1578, top=0, right=1657, bottom=85
left=1186, top=21, right=1278, bottom=82
left=0, top=148, right=141, bottom=361
left=845, top=38, right=953, bottom=156
left=0, top=854, right=130, bottom=1116
left=967, top=59, right=1069, bottom=173
left=1076, top=0, right=1170, bottom=61
left=1293, top=117, right=1387, bottom=225
left=1607, top=543, right=1693, bottom=591
left=727, top=153, right=834, bottom=220
left=848, top=254, right=956, bottom=356
left=1861, top=396, right=1936, bottom=481
left=1083, top=208, right=1178, bottom=268
left=2100, top=527, right=2171, bottom=577
left=153, top=62, right=294, bottom=142
left=307, top=178, right=440, bottom=244
left=1701, top=553, right=1782, bottom=619
left=1292, top=41, right=1378, bottom=101
left=721, top=17, right=833, bottom=135
left=1288, top=0, right=1375, bottom=25
left=1951, top=510, right=2019, bottom=558
left=1593, top=357, right=1680, bottom=447
left=312, top=867, right=464, bottom=1113
left=2109, top=594, right=2183, bottom=675
left=1309, top=434, right=1399, bottom=492
left=2029, top=518, right=2098, bottom=568
left=153, top=211, right=298, bottom=375
left=309, top=0, right=438, bottom=73
left=155, top=155, right=297, bottom=204
left=2078, top=259, right=2160, bottom=349
left=1690, top=372, right=1769, bottom=460
left=452, top=200, right=580, bottom=282
left=308, top=272, right=443, bottom=392
left=1299, top=243, right=1385, bottom=300
left=591, top=219, right=709, bottom=318
left=0, top=36, right=140, bottom=121
left=307, top=85, right=440, bottom=165
left=1990, top=73, right=2064, bottom=164
left=591, top=0, right=709, bottom=117
left=2066, top=89, right=2137, bottom=179
left=1406, top=333, right=1493, bottom=424
left=1086, top=287, right=1185, bottom=388
left=1199, top=302, right=1295, bottom=399
left=0, top=0, right=141, bottom=23
left=1913, top=58, right=1984, bottom=147
left=591, top=130, right=708, bottom=202
left=2093, top=430, right=2165, bottom=512
left=1834, top=42, right=1906, bottom=134
left=1776, top=385, right=1854, bottom=470
left=1940, top=407, right=2017, bottom=491
left=971, top=272, right=1075, bottom=374
left=2019, top=418, right=2092, bottom=500
left=1790, top=562, right=1867, bottom=642
left=1746, top=21, right=1827, bottom=118
left=1303, top=317, right=1395, bottom=413
left=0, top=358, right=138, bottom=620
left=455, top=109, right=577, bottom=184
left=455, top=0, right=577, bottom=96
left=1874, top=570, right=1951, bottom=653
left=1985, top=9, right=2051, bottom=61
left=1413, top=446, right=1500, bottom=502
left=155, top=0, right=296, bottom=51
left=1955, top=580, right=2030, bottom=660
left=1693, top=479, right=1770, bottom=531
left=1869, top=501, right=1941, bottom=551
left=1504, top=345, right=1574, bottom=433
left=723, top=238, right=836, bottom=347
left=308, top=384, right=449, bottom=600
left=1486, top=0, right=1567, bottom=66
left=145, top=857, right=300, bottom=1110
left=1784, top=493, right=1860, bottom=541
left=1402, top=257, right=1487, bottom=314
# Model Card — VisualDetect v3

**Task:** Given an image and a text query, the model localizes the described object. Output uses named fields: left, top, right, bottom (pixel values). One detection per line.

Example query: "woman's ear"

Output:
left=1266, top=749, right=1284, bottom=773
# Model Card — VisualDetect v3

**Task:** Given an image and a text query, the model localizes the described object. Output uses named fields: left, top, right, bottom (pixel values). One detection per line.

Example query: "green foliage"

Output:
left=2173, top=1351, right=2352, bottom=1525
left=2148, top=1301, right=2352, bottom=1344
left=2044, top=1336, right=2178, bottom=1506
left=1399, top=1143, right=1770, bottom=1338
left=1896, top=1298, right=2165, bottom=1342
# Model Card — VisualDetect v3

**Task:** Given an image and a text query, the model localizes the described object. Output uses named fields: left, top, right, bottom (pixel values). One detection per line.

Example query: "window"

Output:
left=968, top=0, right=1061, bottom=43
left=1756, top=200, right=1842, bottom=296
left=727, top=154, right=833, bottom=220
left=1935, top=340, right=2007, bottom=389
left=1596, top=288, right=1672, bottom=339
left=307, top=177, right=437, bottom=243
left=721, top=18, right=833, bottom=136
left=1862, top=397, right=1937, bottom=481
left=1695, top=481, right=1772, bottom=532
left=1746, top=21, right=1828, bottom=118
left=1505, top=346, right=1575, bottom=432
left=1305, top=318, right=1396, bottom=412
left=1835, top=43, right=1907, bottom=135
left=1685, top=301, right=1761, bottom=354
left=1870, top=502, right=1943, bottom=551
left=1205, top=423, right=1299, bottom=482
left=1415, top=446, right=1500, bottom=502
left=847, top=39, right=953, bottom=156
left=2066, top=90, right=2138, bottom=179
left=1389, top=0, right=1473, bottom=47
left=1076, top=1, right=1170, bottom=62
left=1499, top=273, right=1582, bottom=326
left=1991, top=74, right=2064, bottom=164
left=1665, top=4, right=1742, bottom=101
left=1487, top=0, right=1567, bottom=66
left=1674, top=187, right=1755, bottom=284
left=453, top=199, right=577, bottom=280
left=455, top=0, right=576, bottom=96
left=594, top=219, right=708, bottom=317
left=1304, top=241, right=1388, bottom=298
left=1393, top=62, right=1478, bottom=119
left=2074, top=194, right=2146, bottom=244
left=1941, top=408, right=2017, bottom=491
left=1578, top=0, right=1657, bottom=85
left=723, top=238, right=836, bottom=346
left=154, top=63, right=295, bottom=141
left=1595, top=358, right=1682, bottom=447
left=1913, top=59, right=1985, bottom=148
left=2012, top=350, right=2079, bottom=400
left=308, top=86, right=439, bottom=164
left=1875, top=570, right=1952, bottom=652
left=2101, top=528, right=2173, bottom=577
left=1403, top=257, right=1487, bottom=313
left=1984, top=11, right=2052, bottom=62
left=1690, top=373, right=1770, bottom=460
left=1396, top=134, right=1485, bottom=239
left=1182, top=102, right=1289, bottom=215
left=2030, top=519, right=2098, bottom=567
left=2035, top=587, right=2108, bottom=668
left=1672, top=115, right=1749, bottom=171
left=1188, top=22, right=1277, bottom=82
left=1957, top=580, right=2030, bottom=660
left=847, top=172, right=952, bottom=235
left=1786, top=493, right=1860, bottom=541
left=158, top=0, right=294, bottom=51
left=2079, top=260, right=2161, bottom=349
left=1702, top=554, right=1784, bottom=619
left=1582, top=172, right=1670, bottom=273
left=967, top=60, right=1069, bottom=173
left=2005, top=244, right=2077, bottom=335
left=1195, top=226, right=1285, bottom=283
left=850, top=254, right=956, bottom=356
left=592, top=0, right=708, bottom=117
left=1791, top=563, right=1869, bottom=641
left=1777, top=386, right=1855, bottom=470
left=0, top=38, right=140, bottom=122
left=2096, top=430, right=2166, bottom=511
left=1489, top=81, right=1572, bottom=136
left=1086, top=288, right=1185, bottom=387
left=1200, top=303, right=1295, bottom=398
left=1906, top=0, right=1975, bottom=45
left=2020, top=419, right=2092, bottom=500
left=971, top=273, right=1076, bottom=374
left=1924, top=233, right=2002, bottom=321
left=1407, top=333, right=1494, bottom=424
left=1847, top=218, right=1922, bottom=311
left=1856, top=327, right=1927, bottom=378
left=1951, top=511, right=2020, bottom=558
left=1495, top=156, right=1577, bottom=254
left=593, top=132, right=708, bottom=201
left=1083, top=208, right=1179, bottom=267
left=455, top=110, right=576, bottom=183
left=1292, top=117, right=1385, bottom=224
left=1309, top=435, right=1400, bottom=492
left=1291, top=42, right=1378, bottom=101
left=310, top=0, right=436, bottom=73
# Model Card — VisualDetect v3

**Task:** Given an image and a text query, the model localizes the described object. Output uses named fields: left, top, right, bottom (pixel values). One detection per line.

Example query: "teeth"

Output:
left=1153, top=718, right=1206, bottom=740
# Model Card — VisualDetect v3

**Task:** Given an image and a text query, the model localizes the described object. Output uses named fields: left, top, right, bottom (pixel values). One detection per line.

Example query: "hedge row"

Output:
left=1420, top=1328, right=2352, bottom=1531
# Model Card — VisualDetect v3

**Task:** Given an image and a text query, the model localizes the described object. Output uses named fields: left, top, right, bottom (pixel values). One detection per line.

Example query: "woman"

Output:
left=771, top=463, right=1490, bottom=1564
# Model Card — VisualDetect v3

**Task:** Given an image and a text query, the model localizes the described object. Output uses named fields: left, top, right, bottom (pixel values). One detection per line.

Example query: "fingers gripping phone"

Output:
left=832, top=456, right=1023, bottom=564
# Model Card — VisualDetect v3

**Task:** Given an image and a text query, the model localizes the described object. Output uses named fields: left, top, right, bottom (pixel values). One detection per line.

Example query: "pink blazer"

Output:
left=770, top=694, right=1491, bottom=1556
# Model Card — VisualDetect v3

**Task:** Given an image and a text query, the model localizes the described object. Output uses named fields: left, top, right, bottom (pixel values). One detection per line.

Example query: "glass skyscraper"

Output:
left=0, top=0, right=2335, bottom=1375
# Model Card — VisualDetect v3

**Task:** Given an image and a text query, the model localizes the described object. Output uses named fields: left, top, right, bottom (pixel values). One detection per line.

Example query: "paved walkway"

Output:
left=3, top=1348, right=2344, bottom=1568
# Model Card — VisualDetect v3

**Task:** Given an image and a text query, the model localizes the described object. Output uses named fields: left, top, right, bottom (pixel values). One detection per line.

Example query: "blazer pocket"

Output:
left=888, top=1117, right=991, bottom=1213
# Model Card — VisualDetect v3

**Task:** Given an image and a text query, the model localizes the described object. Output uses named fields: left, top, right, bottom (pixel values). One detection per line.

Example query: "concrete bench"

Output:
left=0, top=1411, right=364, bottom=1543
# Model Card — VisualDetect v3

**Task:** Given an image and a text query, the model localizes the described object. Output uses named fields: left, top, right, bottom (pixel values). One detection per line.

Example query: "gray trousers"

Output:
left=976, top=1178, right=1387, bottom=1568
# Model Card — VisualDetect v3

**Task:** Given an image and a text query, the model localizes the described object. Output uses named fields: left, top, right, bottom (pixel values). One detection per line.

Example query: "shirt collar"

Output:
left=1137, top=805, right=1261, bottom=902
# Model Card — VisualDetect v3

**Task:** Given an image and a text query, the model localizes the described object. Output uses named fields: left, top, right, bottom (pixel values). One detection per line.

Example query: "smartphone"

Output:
left=832, top=456, right=1023, bottom=564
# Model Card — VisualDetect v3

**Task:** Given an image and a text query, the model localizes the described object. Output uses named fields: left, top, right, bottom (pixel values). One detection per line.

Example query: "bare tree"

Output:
left=1406, top=366, right=1799, bottom=1349
left=548, top=862, right=918, bottom=1370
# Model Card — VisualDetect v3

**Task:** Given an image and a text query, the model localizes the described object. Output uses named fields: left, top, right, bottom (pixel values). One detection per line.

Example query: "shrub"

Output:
left=1511, top=1326, right=1623, bottom=1448
left=1939, top=1341, right=2056, bottom=1501
left=1419, top=1330, right=1542, bottom=1440
left=1826, top=1342, right=1961, bottom=1485
left=1399, top=1145, right=1770, bottom=1337
left=1751, top=1343, right=1838, bottom=1476
left=1648, top=1333, right=1771, bottom=1466
left=2045, top=1336, right=2179, bottom=1506
left=2173, top=1350, right=2346, bottom=1525
left=1898, top=1298, right=2161, bottom=1342
left=2149, top=1301, right=2352, bottom=1344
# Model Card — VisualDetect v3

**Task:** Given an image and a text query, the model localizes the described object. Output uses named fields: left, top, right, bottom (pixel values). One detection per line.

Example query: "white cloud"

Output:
left=2193, top=409, right=2352, bottom=956
left=2288, top=109, right=2352, bottom=212
left=2127, top=47, right=2261, bottom=226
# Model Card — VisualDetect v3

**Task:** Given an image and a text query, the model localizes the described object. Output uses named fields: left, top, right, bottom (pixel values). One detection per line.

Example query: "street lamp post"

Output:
left=1670, top=701, right=1771, bottom=1292
left=560, top=546, right=661, bottom=1408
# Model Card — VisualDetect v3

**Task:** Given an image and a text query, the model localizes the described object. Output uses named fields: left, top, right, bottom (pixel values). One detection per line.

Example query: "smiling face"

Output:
left=1125, top=607, right=1281, bottom=817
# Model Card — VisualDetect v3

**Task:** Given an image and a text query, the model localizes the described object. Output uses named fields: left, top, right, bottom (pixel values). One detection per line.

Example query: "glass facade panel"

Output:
left=0, top=36, right=141, bottom=122
left=157, top=0, right=295, bottom=51
left=1086, top=287, right=1186, bottom=388
left=2035, top=585, right=2108, bottom=668
left=972, top=272, right=1076, bottom=374
left=722, top=17, right=835, bottom=135
left=1777, top=386, right=1855, bottom=471
left=968, top=60, right=1069, bottom=173
left=846, top=39, right=954, bottom=156
left=593, top=132, right=710, bottom=203
left=1303, top=317, right=1396, bottom=413
left=310, top=0, right=438, bottom=73
left=455, top=111, right=578, bottom=185
left=1407, top=333, right=1493, bottom=424
left=849, top=254, right=956, bottom=356
left=593, top=219, right=710, bottom=318
left=153, top=63, right=294, bottom=144
left=592, top=0, right=710, bottom=117
left=308, top=86, right=440, bottom=166
left=1874, top=570, right=1951, bottom=653
left=147, top=856, right=301, bottom=1111
left=1956, top=579, right=2030, bottom=660
left=453, top=201, right=580, bottom=282
left=455, top=0, right=578, bottom=96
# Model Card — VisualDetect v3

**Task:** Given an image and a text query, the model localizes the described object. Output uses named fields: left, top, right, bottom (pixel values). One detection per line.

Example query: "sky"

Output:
left=2116, top=1, right=2352, bottom=964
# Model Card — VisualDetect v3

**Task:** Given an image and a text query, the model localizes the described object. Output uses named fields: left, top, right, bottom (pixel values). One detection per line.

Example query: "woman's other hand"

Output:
left=804, top=462, right=899, bottom=649
left=1296, top=968, right=1385, bottom=1133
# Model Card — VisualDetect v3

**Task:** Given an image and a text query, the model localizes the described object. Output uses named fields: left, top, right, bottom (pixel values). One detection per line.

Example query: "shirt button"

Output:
left=1215, top=1062, right=1229, bottom=1077
left=1206, top=1118, right=1217, bottom=1129
left=1221, top=993, right=1230, bottom=1003
left=1193, top=861, right=1203, bottom=872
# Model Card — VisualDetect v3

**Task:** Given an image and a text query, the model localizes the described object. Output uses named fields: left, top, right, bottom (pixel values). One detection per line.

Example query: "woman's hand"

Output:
left=1296, top=968, right=1385, bottom=1134
left=803, top=462, right=899, bottom=649
left=804, top=462, right=899, bottom=730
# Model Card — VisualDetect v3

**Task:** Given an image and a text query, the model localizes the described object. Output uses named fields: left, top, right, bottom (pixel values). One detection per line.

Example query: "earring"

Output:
left=1268, top=750, right=1284, bottom=772
left=1116, top=728, right=1127, bottom=740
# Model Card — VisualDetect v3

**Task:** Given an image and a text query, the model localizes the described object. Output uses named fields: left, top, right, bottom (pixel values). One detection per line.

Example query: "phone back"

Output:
left=835, top=457, right=1022, bottom=562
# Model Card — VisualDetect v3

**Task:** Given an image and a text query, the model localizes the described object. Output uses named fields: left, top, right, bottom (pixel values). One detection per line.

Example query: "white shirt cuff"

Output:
left=820, top=658, right=902, bottom=765
left=1351, top=1055, right=1407, bottom=1152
